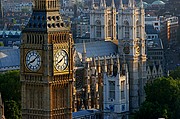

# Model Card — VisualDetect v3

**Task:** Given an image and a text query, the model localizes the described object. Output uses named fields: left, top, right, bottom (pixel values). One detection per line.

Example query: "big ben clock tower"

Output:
left=20, top=0, right=74, bottom=118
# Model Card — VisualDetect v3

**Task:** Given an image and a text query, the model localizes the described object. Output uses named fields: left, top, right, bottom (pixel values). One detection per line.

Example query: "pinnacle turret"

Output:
left=128, top=0, right=132, bottom=7
left=119, top=0, right=123, bottom=9
left=140, top=0, right=144, bottom=8
left=111, top=0, right=115, bottom=8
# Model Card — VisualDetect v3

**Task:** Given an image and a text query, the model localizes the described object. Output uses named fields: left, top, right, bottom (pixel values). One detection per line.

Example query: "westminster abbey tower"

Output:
left=89, top=0, right=147, bottom=112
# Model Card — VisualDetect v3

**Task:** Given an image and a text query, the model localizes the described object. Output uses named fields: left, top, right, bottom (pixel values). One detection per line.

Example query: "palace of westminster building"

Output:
left=18, top=0, right=163, bottom=118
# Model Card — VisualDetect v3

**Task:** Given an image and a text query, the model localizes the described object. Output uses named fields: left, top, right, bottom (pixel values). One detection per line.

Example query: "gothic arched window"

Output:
left=108, top=20, right=112, bottom=37
left=96, top=20, right=101, bottom=38
left=124, top=21, right=129, bottom=38
left=136, top=20, right=140, bottom=38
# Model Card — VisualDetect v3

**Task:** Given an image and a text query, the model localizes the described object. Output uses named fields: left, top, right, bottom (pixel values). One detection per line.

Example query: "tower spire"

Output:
left=104, top=0, right=106, bottom=8
left=128, top=0, right=132, bottom=8
left=111, top=0, right=115, bottom=8
left=92, top=0, right=95, bottom=9
left=132, top=0, right=135, bottom=8
left=119, top=0, right=123, bottom=9
left=140, top=0, right=144, bottom=8
left=100, top=0, right=104, bottom=8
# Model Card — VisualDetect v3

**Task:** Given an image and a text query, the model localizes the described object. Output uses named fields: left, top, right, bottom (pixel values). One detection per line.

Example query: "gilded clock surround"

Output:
left=54, top=49, right=68, bottom=71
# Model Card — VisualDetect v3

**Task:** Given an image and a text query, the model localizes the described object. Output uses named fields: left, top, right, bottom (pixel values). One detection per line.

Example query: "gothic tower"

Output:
left=90, top=0, right=116, bottom=41
left=20, top=0, right=74, bottom=118
left=118, top=0, right=147, bottom=112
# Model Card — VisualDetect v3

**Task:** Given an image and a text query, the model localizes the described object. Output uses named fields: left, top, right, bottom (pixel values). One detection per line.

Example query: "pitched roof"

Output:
left=0, top=47, right=20, bottom=70
left=75, top=41, right=118, bottom=58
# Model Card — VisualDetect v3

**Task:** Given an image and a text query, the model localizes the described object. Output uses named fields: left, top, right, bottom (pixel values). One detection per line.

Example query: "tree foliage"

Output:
left=0, top=70, right=21, bottom=119
left=134, top=77, right=180, bottom=119
left=0, top=42, right=4, bottom=46
left=170, top=66, right=180, bottom=80
left=4, top=100, right=21, bottom=119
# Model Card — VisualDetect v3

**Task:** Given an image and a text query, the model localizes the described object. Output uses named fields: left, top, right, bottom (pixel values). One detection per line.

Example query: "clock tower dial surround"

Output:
left=20, top=0, right=74, bottom=119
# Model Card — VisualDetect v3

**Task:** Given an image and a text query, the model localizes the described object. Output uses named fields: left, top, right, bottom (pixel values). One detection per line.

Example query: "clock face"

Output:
left=54, top=50, right=68, bottom=71
left=26, top=50, right=41, bottom=71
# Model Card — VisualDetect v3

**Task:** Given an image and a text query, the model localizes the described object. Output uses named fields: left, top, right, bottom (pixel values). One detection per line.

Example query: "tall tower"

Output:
left=90, top=0, right=116, bottom=41
left=118, top=0, right=147, bottom=112
left=20, top=0, right=74, bottom=118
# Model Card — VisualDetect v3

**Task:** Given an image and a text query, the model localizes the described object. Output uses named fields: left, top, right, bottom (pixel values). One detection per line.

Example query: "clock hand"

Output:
left=56, top=56, right=65, bottom=65
left=28, top=56, right=39, bottom=65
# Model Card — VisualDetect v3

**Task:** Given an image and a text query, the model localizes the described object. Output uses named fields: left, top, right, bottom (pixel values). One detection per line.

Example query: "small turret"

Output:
left=132, top=0, right=135, bottom=8
left=104, top=0, right=107, bottom=8
left=100, top=0, right=104, bottom=9
left=119, top=0, right=123, bottom=9
left=92, top=0, right=95, bottom=9
left=140, top=0, right=144, bottom=8
left=128, top=0, right=132, bottom=8
left=111, top=0, right=115, bottom=8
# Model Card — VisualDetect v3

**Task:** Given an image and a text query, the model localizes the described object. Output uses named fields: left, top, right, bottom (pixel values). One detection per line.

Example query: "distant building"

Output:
left=145, top=16, right=161, bottom=31
left=3, top=1, right=32, bottom=12
left=151, top=0, right=165, bottom=8
left=73, top=14, right=90, bottom=40
left=145, top=24, right=159, bottom=40
left=145, top=22, right=165, bottom=79
left=160, top=16, right=179, bottom=48
left=0, top=30, right=21, bottom=47
left=146, top=38, right=164, bottom=79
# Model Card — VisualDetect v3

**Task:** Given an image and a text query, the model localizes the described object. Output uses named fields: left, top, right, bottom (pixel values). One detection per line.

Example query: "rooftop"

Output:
left=152, top=0, right=165, bottom=5
left=75, top=41, right=118, bottom=58
left=0, top=47, right=20, bottom=71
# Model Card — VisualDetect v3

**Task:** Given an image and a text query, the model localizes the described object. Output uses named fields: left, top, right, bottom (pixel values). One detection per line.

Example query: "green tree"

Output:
left=170, top=67, right=180, bottom=80
left=4, top=100, right=21, bottom=119
left=0, top=70, right=21, bottom=118
left=11, top=18, right=17, bottom=24
left=134, top=77, right=180, bottom=119
left=0, top=42, right=4, bottom=46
